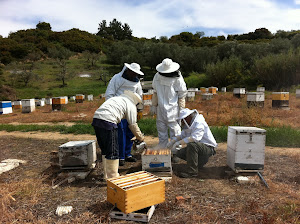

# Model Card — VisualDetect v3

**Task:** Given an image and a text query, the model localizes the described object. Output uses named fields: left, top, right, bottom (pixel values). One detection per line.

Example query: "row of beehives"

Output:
left=0, top=94, right=94, bottom=114
left=54, top=125, right=266, bottom=215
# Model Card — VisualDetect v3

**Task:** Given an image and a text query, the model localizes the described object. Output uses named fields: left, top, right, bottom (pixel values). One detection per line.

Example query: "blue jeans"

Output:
left=93, top=126, right=119, bottom=160
left=118, top=119, right=134, bottom=160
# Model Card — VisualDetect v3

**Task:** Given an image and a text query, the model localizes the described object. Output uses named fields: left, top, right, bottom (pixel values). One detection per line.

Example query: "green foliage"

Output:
left=97, top=18, right=132, bottom=40
left=36, top=22, right=51, bottom=31
left=184, top=72, right=210, bottom=88
left=137, top=118, right=158, bottom=137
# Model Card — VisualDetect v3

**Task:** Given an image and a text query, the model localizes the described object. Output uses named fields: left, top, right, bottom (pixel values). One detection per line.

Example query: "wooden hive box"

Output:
left=107, top=171, right=165, bottom=214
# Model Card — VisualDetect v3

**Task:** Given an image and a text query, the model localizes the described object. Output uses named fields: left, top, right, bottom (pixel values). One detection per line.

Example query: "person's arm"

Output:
left=105, top=75, right=118, bottom=100
left=126, top=103, right=144, bottom=141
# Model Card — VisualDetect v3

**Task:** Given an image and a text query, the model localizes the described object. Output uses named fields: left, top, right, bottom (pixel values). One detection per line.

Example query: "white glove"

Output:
left=166, top=139, right=176, bottom=149
left=172, top=141, right=181, bottom=151
left=128, top=123, right=144, bottom=142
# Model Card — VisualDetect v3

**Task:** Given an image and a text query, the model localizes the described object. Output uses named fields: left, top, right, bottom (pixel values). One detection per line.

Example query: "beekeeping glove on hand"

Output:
left=178, top=97, right=185, bottom=110
left=128, top=123, right=144, bottom=142
left=167, top=136, right=182, bottom=149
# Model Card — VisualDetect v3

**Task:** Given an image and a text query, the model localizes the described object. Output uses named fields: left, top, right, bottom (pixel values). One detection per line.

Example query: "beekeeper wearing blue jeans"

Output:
left=105, top=63, right=144, bottom=166
left=92, top=90, right=145, bottom=179
left=152, top=58, right=187, bottom=148
left=167, top=108, right=217, bottom=178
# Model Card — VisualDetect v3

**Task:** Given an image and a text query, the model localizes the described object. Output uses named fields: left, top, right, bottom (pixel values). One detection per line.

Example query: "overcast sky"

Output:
left=1, top=0, right=300, bottom=38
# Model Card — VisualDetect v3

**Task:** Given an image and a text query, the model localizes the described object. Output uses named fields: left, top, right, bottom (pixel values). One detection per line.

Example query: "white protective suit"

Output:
left=176, top=109, right=217, bottom=148
left=152, top=71, right=187, bottom=147
left=93, top=92, right=144, bottom=141
left=105, top=65, right=143, bottom=100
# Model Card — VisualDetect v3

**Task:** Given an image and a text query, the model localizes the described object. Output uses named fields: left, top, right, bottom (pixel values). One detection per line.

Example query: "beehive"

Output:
left=200, top=87, right=207, bottom=93
left=256, top=87, right=265, bottom=92
left=13, top=101, right=22, bottom=109
left=63, top=96, right=68, bottom=104
left=221, top=87, right=227, bottom=92
left=35, top=99, right=45, bottom=107
left=52, top=97, right=66, bottom=110
left=272, top=92, right=289, bottom=109
left=227, top=126, right=266, bottom=172
left=45, top=98, right=52, bottom=105
left=296, top=89, right=300, bottom=99
left=76, top=94, right=84, bottom=103
left=0, top=101, right=12, bottom=114
left=208, top=87, right=217, bottom=94
left=58, top=140, right=96, bottom=170
left=22, top=99, right=35, bottom=113
left=202, top=93, right=213, bottom=100
left=247, top=92, right=264, bottom=108
left=187, top=91, right=195, bottom=102
left=107, top=171, right=165, bottom=214
left=233, top=88, right=246, bottom=98
left=87, top=94, right=93, bottom=101
left=142, top=149, right=172, bottom=174
left=142, top=93, right=152, bottom=101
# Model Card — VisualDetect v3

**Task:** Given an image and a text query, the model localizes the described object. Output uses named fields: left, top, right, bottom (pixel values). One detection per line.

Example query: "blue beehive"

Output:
left=0, top=101, right=13, bottom=114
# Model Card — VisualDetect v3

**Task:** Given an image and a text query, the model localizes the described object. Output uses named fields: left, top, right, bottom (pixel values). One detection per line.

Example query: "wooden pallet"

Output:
left=110, top=205, right=156, bottom=223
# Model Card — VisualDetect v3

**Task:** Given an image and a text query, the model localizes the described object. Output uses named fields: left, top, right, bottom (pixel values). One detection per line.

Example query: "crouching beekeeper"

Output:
left=92, top=90, right=145, bottom=179
left=167, top=108, right=217, bottom=178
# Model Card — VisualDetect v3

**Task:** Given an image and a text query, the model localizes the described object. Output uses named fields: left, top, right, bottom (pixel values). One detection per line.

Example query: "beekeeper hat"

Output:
left=178, top=108, right=197, bottom=120
left=124, top=90, right=142, bottom=105
left=156, top=58, right=180, bottom=73
left=124, top=63, right=144, bottom=76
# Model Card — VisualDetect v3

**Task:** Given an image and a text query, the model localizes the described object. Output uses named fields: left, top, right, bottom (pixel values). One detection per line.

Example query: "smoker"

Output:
left=58, top=140, right=97, bottom=170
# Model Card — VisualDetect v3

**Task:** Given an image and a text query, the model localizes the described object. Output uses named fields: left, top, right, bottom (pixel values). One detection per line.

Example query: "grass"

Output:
left=1, top=120, right=300, bottom=147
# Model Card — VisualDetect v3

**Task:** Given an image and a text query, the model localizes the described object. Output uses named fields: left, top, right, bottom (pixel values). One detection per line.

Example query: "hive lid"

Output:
left=59, top=140, right=95, bottom=148
left=228, top=126, right=266, bottom=134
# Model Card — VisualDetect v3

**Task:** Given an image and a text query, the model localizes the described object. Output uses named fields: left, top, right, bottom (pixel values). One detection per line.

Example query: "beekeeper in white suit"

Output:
left=167, top=108, right=217, bottom=178
left=92, top=90, right=145, bottom=179
left=105, top=63, right=144, bottom=166
left=152, top=58, right=187, bottom=147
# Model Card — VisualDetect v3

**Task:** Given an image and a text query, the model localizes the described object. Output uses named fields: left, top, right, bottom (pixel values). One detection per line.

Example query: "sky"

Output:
left=0, top=0, right=300, bottom=39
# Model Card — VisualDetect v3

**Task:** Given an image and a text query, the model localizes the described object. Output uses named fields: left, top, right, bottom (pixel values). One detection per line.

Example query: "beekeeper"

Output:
left=167, top=108, right=217, bottom=178
left=152, top=58, right=187, bottom=147
left=92, top=90, right=145, bottom=179
left=105, top=63, right=144, bottom=166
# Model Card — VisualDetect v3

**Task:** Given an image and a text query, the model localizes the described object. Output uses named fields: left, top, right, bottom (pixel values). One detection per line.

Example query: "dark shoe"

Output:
left=119, top=159, right=125, bottom=166
left=171, top=155, right=180, bottom=163
left=125, top=156, right=137, bottom=162
left=178, top=172, right=198, bottom=178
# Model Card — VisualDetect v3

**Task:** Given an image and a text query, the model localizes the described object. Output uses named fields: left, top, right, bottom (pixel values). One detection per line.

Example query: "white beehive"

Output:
left=87, top=94, right=93, bottom=101
left=221, top=87, right=227, bottom=92
left=187, top=90, right=195, bottom=102
left=0, top=101, right=12, bottom=114
left=22, top=99, right=35, bottom=113
left=70, top=96, right=76, bottom=101
left=201, top=93, right=213, bottom=100
left=296, top=89, right=300, bottom=98
left=45, top=98, right=52, bottom=105
left=35, top=99, right=45, bottom=107
left=227, top=126, right=266, bottom=172
left=256, top=87, right=265, bottom=92
left=58, top=140, right=97, bottom=170
left=247, top=92, right=265, bottom=107
left=141, top=149, right=172, bottom=175
left=233, top=88, right=246, bottom=98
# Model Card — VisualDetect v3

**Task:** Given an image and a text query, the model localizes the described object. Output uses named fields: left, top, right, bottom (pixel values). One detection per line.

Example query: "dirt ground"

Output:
left=0, top=131, right=299, bottom=223
left=0, top=94, right=300, bottom=223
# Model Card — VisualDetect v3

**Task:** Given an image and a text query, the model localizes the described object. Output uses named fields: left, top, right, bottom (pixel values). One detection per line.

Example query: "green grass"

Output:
left=1, top=122, right=300, bottom=147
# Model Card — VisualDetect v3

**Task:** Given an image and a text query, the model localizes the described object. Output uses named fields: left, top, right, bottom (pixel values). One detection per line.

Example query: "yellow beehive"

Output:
left=52, top=97, right=66, bottom=105
left=107, top=171, right=165, bottom=214
left=208, top=87, right=217, bottom=94
left=200, top=87, right=206, bottom=93
left=143, top=94, right=152, bottom=101
left=272, top=92, right=289, bottom=101
left=272, top=92, right=289, bottom=109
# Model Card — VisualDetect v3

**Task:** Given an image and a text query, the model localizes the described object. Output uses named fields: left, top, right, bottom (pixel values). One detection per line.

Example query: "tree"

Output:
left=48, top=46, right=73, bottom=87
left=97, top=18, right=132, bottom=40
left=36, top=22, right=52, bottom=31
left=194, top=31, right=205, bottom=39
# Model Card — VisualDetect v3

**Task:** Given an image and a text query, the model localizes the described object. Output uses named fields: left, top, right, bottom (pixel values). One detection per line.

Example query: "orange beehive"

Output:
left=107, top=171, right=165, bottom=214
left=209, top=87, right=217, bottom=94
left=142, top=94, right=152, bottom=100
left=52, top=97, right=66, bottom=105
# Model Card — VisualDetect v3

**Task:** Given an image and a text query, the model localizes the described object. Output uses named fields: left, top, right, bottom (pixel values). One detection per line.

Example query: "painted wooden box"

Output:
left=227, top=126, right=266, bottom=172
left=58, top=140, right=97, bottom=170
left=22, top=99, right=35, bottom=113
left=107, top=171, right=165, bottom=214
left=141, top=149, right=172, bottom=172
left=0, top=101, right=12, bottom=114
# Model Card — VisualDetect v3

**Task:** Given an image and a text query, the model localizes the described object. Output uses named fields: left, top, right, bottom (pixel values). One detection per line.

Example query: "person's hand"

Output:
left=166, top=139, right=176, bottom=149
left=172, top=141, right=181, bottom=151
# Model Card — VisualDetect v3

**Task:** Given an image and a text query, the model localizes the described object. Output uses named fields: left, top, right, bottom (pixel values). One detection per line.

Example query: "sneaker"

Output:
left=178, top=172, right=198, bottom=178
left=125, top=156, right=137, bottom=162
left=119, top=159, right=125, bottom=166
